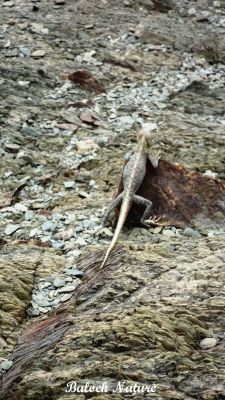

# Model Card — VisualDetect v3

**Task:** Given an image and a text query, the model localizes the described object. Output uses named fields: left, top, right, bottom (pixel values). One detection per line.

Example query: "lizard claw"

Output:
left=142, top=215, right=162, bottom=227
left=149, top=151, right=161, bottom=168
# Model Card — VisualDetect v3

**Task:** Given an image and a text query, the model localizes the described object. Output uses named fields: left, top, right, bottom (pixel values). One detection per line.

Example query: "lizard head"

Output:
left=137, top=122, right=158, bottom=143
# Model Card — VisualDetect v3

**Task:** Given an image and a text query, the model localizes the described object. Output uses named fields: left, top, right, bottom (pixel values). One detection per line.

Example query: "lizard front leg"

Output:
left=148, top=151, right=161, bottom=169
left=124, top=148, right=134, bottom=161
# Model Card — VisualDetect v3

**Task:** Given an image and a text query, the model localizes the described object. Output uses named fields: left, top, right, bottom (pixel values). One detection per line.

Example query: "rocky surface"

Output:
left=0, top=0, right=225, bottom=398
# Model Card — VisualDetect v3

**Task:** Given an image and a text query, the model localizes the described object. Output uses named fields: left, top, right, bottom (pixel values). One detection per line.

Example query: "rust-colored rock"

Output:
left=116, top=159, right=225, bottom=228
left=65, top=69, right=106, bottom=93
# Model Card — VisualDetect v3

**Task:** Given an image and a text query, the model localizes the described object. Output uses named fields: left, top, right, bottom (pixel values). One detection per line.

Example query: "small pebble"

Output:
left=0, top=360, right=13, bottom=370
left=76, top=237, right=87, bottom=246
left=162, top=229, right=176, bottom=237
left=58, top=285, right=76, bottom=293
left=64, top=238, right=76, bottom=251
left=66, top=249, right=81, bottom=258
left=24, top=210, right=34, bottom=220
left=0, top=338, right=7, bottom=348
left=5, top=143, right=20, bottom=152
left=200, top=337, right=217, bottom=349
left=64, top=268, right=84, bottom=277
left=5, top=224, right=21, bottom=235
left=3, top=1, right=14, bottom=6
left=22, top=126, right=40, bottom=137
left=19, top=46, right=30, bottom=56
left=38, top=307, right=50, bottom=313
left=89, top=179, right=96, bottom=186
left=29, top=228, right=38, bottom=237
left=188, top=7, right=196, bottom=16
left=64, top=181, right=75, bottom=189
left=42, top=221, right=56, bottom=231
left=61, top=228, right=74, bottom=240
left=65, top=276, right=73, bottom=282
left=54, top=0, right=65, bottom=4
left=183, top=227, right=202, bottom=238
left=153, top=226, right=163, bottom=234
left=14, top=203, right=28, bottom=212
left=53, top=277, right=65, bottom=288
left=51, top=298, right=61, bottom=306
left=31, top=50, right=46, bottom=58
left=41, top=235, right=52, bottom=243
left=60, top=293, right=73, bottom=302
left=51, top=240, right=64, bottom=249
left=30, top=309, right=40, bottom=317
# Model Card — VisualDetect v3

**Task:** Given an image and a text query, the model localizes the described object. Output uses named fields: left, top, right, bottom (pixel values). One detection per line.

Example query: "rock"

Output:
left=42, top=221, right=56, bottom=231
left=33, top=293, right=50, bottom=307
left=41, top=235, right=52, bottom=243
left=51, top=240, right=64, bottom=249
left=188, top=7, right=196, bottom=16
left=67, top=249, right=81, bottom=258
left=60, top=228, right=74, bottom=240
left=54, top=0, right=65, bottom=4
left=118, top=115, right=135, bottom=128
left=30, top=23, right=49, bottom=35
left=0, top=360, right=13, bottom=370
left=0, top=148, right=6, bottom=157
left=21, top=126, right=40, bottom=137
left=29, top=309, right=40, bottom=317
left=58, top=285, right=77, bottom=293
left=65, top=276, right=73, bottom=282
left=153, top=226, right=163, bottom=234
left=38, top=307, right=50, bottom=313
left=183, top=227, right=202, bottom=238
left=204, top=170, right=217, bottom=179
left=64, top=238, right=76, bottom=251
left=0, top=338, right=7, bottom=348
left=64, top=268, right=84, bottom=277
left=38, top=282, right=52, bottom=290
left=53, top=278, right=65, bottom=288
left=14, top=203, right=28, bottom=212
left=18, top=81, right=30, bottom=89
left=200, top=337, right=217, bottom=349
left=76, top=139, right=99, bottom=153
left=64, top=181, right=75, bottom=189
left=3, top=1, right=14, bottom=7
left=24, top=210, right=34, bottom=220
left=5, top=224, right=21, bottom=235
left=74, top=225, right=84, bottom=233
left=19, top=47, right=30, bottom=56
left=29, top=228, right=38, bottom=237
left=78, top=191, right=89, bottom=198
left=80, top=111, right=95, bottom=123
left=60, top=293, right=73, bottom=302
left=31, top=50, right=46, bottom=58
left=52, top=213, right=64, bottom=221
left=162, top=229, right=176, bottom=237
left=75, top=237, right=87, bottom=246
left=51, top=298, right=61, bottom=306
left=4, top=143, right=20, bottom=152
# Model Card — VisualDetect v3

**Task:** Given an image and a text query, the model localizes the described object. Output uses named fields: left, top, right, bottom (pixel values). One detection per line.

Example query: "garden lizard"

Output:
left=99, top=123, right=160, bottom=269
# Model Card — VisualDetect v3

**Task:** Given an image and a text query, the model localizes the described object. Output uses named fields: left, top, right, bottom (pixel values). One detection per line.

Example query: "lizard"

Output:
left=99, top=122, right=160, bottom=269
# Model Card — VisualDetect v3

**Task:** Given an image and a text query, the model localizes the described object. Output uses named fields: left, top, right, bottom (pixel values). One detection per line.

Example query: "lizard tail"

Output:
left=100, top=196, right=131, bottom=269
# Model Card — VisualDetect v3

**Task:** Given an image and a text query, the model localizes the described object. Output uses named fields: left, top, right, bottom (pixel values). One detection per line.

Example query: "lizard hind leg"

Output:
left=133, top=195, right=163, bottom=227
left=132, top=194, right=153, bottom=227
left=100, top=192, right=123, bottom=228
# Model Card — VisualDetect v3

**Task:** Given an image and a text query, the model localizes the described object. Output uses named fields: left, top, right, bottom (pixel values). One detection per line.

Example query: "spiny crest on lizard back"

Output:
left=137, top=122, right=158, bottom=143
